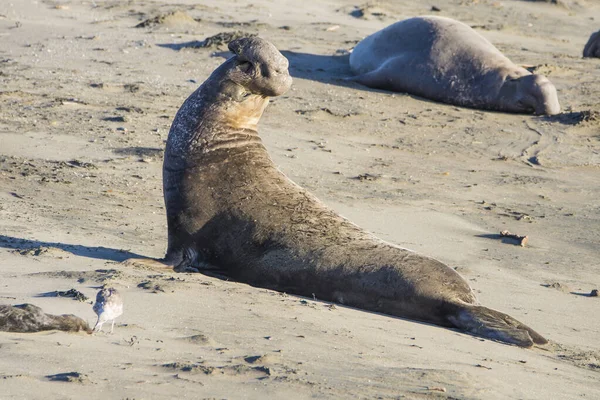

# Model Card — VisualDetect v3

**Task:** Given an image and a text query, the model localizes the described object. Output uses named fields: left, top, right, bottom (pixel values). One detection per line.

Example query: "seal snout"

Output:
left=227, top=37, right=292, bottom=97
left=530, top=75, right=561, bottom=116
left=505, top=74, right=560, bottom=116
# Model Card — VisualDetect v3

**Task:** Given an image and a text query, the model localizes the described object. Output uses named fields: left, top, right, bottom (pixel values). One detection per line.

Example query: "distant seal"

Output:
left=0, top=304, right=91, bottom=333
left=583, top=30, right=600, bottom=58
left=349, top=16, right=561, bottom=115
left=139, top=37, right=546, bottom=347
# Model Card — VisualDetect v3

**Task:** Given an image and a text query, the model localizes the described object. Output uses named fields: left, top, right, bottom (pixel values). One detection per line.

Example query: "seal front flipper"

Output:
left=351, top=69, right=392, bottom=91
left=350, top=55, right=414, bottom=92
left=173, top=260, right=221, bottom=274
left=447, top=303, right=548, bottom=347
left=122, top=244, right=196, bottom=271
left=169, top=247, right=222, bottom=273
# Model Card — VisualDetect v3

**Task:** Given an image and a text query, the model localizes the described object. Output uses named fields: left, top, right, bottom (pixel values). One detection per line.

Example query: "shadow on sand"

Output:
left=280, top=50, right=354, bottom=86
left=0, top=235, right=146, bottom=263
left=157, top=42, right=380, bottom=91
left=569, top=291, right=598, bottom=298
left=476, top=233, right=525, bottom=246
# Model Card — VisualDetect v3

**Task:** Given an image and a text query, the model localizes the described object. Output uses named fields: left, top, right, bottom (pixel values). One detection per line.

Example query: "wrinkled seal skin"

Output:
left=349, top=16, right=561, bottom=115
left=155, top=37, right=547, bottom=347
left=0, top=304, right=91, bottom=333
left=583, top=30, right=600, bottom=58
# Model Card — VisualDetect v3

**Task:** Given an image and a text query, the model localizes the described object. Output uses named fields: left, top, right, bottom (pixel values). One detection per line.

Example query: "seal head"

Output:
left=170, top=37, right=292, bottom=134
left=227, top=37, right=292, bottom=97
left=498, top=74, right=560, bottom=115
left=206, top=37, right=292, bottom=109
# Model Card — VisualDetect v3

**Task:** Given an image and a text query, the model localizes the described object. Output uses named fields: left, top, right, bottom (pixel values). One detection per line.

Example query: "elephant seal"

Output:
left=349, top=16, right=561, bottom=115
left=583, top=30, right=600, bottom=58
left=140, top=37, right=546, bottom=347
left=0, top=304, right=91, bottom=333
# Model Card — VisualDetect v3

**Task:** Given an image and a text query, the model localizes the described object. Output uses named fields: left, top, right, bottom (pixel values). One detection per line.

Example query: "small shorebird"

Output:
left=92, top=287, right=123, bottom=333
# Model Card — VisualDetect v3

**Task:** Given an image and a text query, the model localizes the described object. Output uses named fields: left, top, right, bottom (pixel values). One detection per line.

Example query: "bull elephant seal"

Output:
left=0, top=304, right=91, bottom=333
left=583, top=30, right=600, bottom=58
left=138, top=37, right=547, bottom=347
left=349, top=16, right=561, bottom=115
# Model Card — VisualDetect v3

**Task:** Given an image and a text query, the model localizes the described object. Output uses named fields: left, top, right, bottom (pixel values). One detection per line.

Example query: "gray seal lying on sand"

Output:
left=349, top=16, right=561, bottom=115
left=0, top=304, right=91, bottom=333
left=583, top=30, right=600, bottom=58
left=134, top=37, right=547, bottom=347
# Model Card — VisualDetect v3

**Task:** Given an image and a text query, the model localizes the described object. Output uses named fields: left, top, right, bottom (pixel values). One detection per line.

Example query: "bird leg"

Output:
left=93, top=318, right=103, bottom=333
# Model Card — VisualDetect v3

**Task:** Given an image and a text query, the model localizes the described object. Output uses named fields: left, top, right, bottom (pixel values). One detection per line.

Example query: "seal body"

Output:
left=160, top=37, right=547, bottom=347
left=349, top=16, right=560, bottom=115
left=0, top=304, right=91, bottom=333
left=584, top=30, right=600, bottom=58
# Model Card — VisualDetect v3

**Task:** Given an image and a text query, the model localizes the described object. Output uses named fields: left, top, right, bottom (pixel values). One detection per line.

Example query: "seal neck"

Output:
left=194, top=94, right=269, bottom=153
left=167, top=80, right=271, bottom=157
left=211, top=93, right=270, bottom=132
left=201, top=127, right=264, bottom=153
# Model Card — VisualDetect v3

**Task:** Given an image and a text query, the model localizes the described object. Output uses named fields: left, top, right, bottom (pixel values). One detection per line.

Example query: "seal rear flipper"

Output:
left=447, top=304, right=548, bottom=347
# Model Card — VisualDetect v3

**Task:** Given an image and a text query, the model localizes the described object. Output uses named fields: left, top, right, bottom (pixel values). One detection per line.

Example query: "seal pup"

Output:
left=0, top=304, right=91, bottom=333
left=93, top=288, right=123, bottom=333
left=583, top=30, right=600, bottom=58
left=136, top=37, right=546, bottom=347
left=349, top=16, right=561, bottom=115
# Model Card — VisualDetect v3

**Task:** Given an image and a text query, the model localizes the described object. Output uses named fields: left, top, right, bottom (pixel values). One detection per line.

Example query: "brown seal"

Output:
left=0, top=304, right=91, bottom=333
left=349, top=16, right=561, bottom=115
left=134, top=37, right=547, bottom=347
left=583, top=30, right=600, bottom=58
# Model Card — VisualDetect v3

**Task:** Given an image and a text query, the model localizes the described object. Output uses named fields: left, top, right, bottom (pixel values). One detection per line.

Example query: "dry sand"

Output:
left=1, top=0, right=599, bottom=398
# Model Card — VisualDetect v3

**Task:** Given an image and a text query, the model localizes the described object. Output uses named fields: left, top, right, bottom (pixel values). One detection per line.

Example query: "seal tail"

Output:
left=447, top=304, right=548, bottom=347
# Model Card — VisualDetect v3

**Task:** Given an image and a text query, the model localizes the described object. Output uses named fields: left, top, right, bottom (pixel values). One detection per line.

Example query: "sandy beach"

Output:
left=1, top=0, right=599, bottom=398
